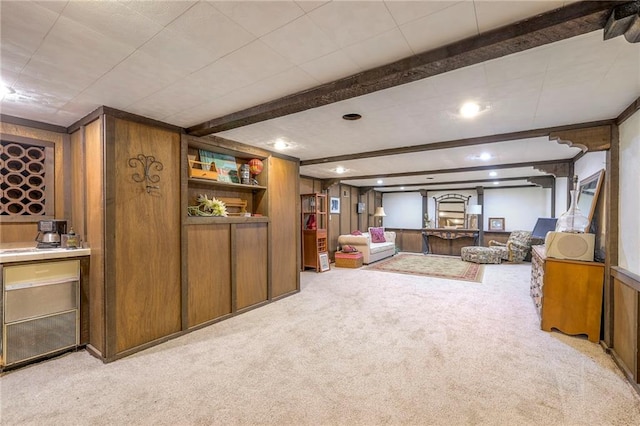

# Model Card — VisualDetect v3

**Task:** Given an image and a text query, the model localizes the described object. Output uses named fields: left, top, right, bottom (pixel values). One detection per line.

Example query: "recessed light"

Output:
left=460, top=102, right=480, bottom=118
left=489, top=171, right=497, bottom=177
left=493, top=181, right=500, bottom=185
left=400, top=186, right=405, bottom=190
left=479, top=153, right=491, bottom=161
left=377, top=179, right=383, bottom=184
left=335, top=166, right=346, bottom=174
left=342, top=113, right=362, bottom=121
left=425, top=177, right=434, bottom=180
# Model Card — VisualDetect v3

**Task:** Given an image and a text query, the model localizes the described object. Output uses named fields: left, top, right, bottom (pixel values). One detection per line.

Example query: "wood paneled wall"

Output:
left=0, top=122, right=67, bottom=243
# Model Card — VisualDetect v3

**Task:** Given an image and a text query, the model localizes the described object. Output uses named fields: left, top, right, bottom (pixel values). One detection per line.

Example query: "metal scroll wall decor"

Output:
left=128, top=154, right=163, bottom=193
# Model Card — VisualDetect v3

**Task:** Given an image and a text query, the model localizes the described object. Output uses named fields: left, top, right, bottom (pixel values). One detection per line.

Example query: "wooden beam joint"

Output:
left=604, top=1, right=640, bottom=43
left=549, top=125, right=612, bottom=152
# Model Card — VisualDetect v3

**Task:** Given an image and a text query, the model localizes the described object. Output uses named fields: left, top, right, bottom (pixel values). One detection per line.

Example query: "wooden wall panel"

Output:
left=613, top=279, right=637, bottom=378
left=69, top=130, right=86, bottom=239
left=268, top=157, right=299, bottom=298
left=84, top=118, right=105, bottom=354
left=299, top=177, right=315, bottom=194
left=112, top=118, right=181, bottom=353
left=187, top=224, right=231, bottom=327
left=0, top=122, right=65, bottom=243
left=236, top=223, right=268, bottom=309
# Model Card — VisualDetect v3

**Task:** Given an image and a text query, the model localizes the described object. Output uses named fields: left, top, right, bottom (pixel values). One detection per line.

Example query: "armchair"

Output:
left=488, top=230, right=532, bottom=263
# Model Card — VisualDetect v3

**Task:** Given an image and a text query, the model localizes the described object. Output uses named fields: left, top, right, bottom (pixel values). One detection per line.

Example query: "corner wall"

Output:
left=619, top=110, right=640, bottom=274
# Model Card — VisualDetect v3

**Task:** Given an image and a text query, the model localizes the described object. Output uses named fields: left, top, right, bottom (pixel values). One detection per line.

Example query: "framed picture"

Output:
left=489, top=217, right=505, bottom=231
left=318, top=252, right=330, bottom=272
left=330, top=197, right=340, bottom=214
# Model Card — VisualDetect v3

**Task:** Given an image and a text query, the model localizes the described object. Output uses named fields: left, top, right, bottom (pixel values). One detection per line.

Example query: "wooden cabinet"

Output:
left=182, top=134, right=299, bottom=329
left=422, top=228, right=478, bottom=256
left=530, top=245, right=604, bottom=343
left=301, top=193, right=327, bottom=271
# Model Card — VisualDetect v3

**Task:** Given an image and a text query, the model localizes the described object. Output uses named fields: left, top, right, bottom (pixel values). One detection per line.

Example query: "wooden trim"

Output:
left=187, top=2, right=617, bottom=136
left=339, top=159, right=570, bottom=181
left=604, top=124, right=620, bottom=346
left=182, top=133, right=298, bottom=163
left=612, top=267, right=640, bottom=292
left=302, top=120, right=614, bottom=166
left=66, top=107, right=104, bottom=134
left=0, top=114, right=67, bottom=133
left=103, top=114, right=117, bottom=358
left=230, top=223, right=237, bottom=313
left=617, top=96, right=640, bottom=125
left=102, top=107, right=183, bottom=133
left=549, top=125, right=612, bottom=152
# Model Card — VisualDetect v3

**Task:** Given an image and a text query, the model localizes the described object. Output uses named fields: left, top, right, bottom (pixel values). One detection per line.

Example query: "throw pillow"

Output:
left=341, top=245, right=358, bottom=253
left=369, top=227, right=386, bottom=243
left=351, top=230, right=363, bottom=235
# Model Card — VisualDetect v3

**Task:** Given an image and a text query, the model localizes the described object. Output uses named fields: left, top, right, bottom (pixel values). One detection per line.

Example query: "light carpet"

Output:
left=2, top=263, right=640, bottom=425
left=366, top=253, right=484, bottom=283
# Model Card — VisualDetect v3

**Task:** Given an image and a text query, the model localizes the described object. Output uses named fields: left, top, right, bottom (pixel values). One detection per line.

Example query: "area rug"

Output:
left=366, top=253, right=484, bottom=283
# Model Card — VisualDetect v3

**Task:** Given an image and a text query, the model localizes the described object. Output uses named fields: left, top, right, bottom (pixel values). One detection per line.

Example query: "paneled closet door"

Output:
left=108, top=117, right=182, bottom=355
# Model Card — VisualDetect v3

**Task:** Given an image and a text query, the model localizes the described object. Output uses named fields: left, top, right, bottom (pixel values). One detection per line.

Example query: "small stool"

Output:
left=335, top=251, right=363, bottom=268
left=461, top=246, right=502, bottom=264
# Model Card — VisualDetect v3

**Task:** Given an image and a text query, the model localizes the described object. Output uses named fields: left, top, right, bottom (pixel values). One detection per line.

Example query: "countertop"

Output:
left=0, top=243, right=91, bottom=264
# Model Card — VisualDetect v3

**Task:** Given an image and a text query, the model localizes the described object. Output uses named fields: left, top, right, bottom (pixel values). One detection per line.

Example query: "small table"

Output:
left=335, top=251, right=363, bottom=268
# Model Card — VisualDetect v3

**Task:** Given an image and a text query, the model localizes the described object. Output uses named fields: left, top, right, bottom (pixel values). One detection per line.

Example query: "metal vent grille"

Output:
left=4, top=311, right=77, bottom=365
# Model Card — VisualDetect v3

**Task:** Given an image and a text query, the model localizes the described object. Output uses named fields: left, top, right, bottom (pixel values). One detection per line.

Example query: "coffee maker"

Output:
left=35, top=219, right=67, bottom=248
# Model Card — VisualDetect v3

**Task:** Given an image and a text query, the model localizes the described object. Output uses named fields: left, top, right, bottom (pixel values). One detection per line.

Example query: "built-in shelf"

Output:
left=187, top=177, right=267, bottom=192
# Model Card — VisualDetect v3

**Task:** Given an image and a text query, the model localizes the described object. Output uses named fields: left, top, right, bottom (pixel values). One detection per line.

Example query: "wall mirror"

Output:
left=434, top=194, right=470, bottom=228
left=577, top=169, right=605, bottom=231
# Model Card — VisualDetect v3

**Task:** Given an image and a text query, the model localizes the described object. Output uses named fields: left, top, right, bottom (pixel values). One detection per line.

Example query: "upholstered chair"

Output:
left=489, top=230, right=533, bottom=263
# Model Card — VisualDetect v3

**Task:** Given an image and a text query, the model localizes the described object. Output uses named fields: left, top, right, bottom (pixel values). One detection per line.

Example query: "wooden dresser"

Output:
left=530, top=245, right=604, bottom=343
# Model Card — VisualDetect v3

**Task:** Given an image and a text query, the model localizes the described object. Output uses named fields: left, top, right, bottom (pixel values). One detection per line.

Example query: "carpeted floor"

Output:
left=2, top=262, right=640, bottom=425
left=366, top=253, right=484, bottom=282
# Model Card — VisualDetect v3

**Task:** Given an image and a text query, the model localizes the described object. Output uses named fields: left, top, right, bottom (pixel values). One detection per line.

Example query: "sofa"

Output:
left=337, top=229, right=396, bottom=264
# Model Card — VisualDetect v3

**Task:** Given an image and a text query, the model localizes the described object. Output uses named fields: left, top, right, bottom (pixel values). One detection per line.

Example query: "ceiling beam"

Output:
left=301, top=120, right=613, bottom=166
left=372, top=175, right=548, bottom=189
left=187, top=1, right=619, bottom=137
left=339, top=159, right=571, bottom=181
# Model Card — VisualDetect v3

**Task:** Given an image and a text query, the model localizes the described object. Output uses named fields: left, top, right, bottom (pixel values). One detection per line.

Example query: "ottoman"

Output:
left=461, top=246, right=502, bottom=264
left=335, top=251, right=363, bottom=268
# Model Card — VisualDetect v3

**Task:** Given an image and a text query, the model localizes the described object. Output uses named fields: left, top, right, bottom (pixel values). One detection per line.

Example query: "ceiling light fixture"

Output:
left=0, top=84, right=15, bottom=98
left=400, top=186, right=405, bottom=190
left=272, top=139, right=289, bottom=150
left=493, top=181, right=500, bottom=185
left=377, top=179, right=383, bottom=184
left=460, top=102, right=480, bottom=118
left=489, top=171, right=497, bottom=177
left=342, top=113, right=362, bottom=121
left=335, top=166, right=346, bottom=174
left=479, top=153, right=491, bottom=161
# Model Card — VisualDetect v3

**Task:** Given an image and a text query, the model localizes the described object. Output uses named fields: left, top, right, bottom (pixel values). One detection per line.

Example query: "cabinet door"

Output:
left=187, top=224, right=232, bottom=327
left=268, top=157, right=299, bottom=298
left=235, top=223, right=268, bottom=310
left=110, top=117, right=182, bottom=354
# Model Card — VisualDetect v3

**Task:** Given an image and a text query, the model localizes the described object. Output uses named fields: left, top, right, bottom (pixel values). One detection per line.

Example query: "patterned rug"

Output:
left=366, top=253, right=484, bottom=283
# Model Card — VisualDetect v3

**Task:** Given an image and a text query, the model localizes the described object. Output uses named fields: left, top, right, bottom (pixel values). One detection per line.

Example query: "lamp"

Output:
left=374, top=206, right=386, bottom=226
left=467, top=204, right=482, bottom=229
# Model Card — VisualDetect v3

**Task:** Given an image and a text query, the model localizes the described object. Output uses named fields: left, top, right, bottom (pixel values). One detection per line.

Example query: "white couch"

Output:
left=337, top=231, right=396, bottom=264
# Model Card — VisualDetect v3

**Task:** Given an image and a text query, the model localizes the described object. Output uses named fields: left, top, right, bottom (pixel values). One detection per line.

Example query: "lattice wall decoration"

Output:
left=1, top=139, right=54, bottom=218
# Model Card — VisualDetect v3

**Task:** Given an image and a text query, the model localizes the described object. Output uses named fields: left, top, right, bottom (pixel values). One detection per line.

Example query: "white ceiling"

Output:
left=1, top=1, right=639, bottom=190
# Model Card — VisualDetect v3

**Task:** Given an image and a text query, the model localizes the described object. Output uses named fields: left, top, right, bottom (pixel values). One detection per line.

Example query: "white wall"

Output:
left=619, top=110, right=640, bottom=274
left=383, top=187, right=550, bottom=232
left=484, top=187, right=551, bottom=232
left=575, top=151, right=606, bottom=182
left=382, top=192, right=423, bottom=229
